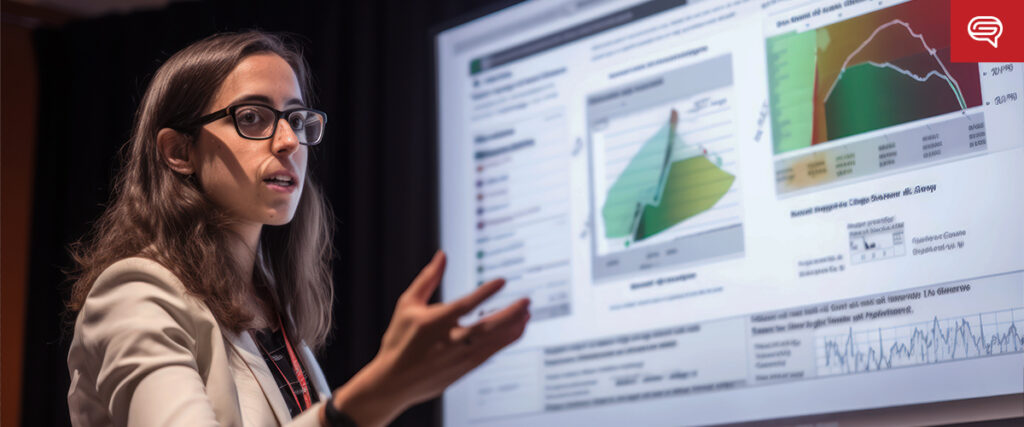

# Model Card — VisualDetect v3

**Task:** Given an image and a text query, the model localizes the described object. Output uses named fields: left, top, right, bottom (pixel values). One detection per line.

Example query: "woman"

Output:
left=65, top=31, right=530, bottom=427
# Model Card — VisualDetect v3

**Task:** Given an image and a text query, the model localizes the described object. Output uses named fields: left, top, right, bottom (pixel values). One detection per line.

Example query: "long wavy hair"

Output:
left=66, top=31, right=335, bottom=350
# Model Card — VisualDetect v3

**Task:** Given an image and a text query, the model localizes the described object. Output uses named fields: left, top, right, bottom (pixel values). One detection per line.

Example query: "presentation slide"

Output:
left=435, top=0, right=1023, bottom=425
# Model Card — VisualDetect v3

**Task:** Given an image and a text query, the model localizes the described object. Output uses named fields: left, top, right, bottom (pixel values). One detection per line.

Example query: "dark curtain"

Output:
left=23, top=1, right=509, bottom=425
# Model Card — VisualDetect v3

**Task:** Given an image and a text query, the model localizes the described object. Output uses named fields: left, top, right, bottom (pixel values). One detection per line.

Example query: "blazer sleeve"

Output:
left=71, top=259, right=222, bottom=426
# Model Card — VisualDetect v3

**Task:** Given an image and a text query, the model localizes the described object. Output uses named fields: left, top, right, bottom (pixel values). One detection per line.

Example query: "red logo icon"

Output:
left=951, top=0, right=1024, bottom=62
left=967, top=16, right=1002, bottom=48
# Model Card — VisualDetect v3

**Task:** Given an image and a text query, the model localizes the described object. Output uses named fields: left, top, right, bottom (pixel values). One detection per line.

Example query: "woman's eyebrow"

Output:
left=229, top=94, right=305, bottom=107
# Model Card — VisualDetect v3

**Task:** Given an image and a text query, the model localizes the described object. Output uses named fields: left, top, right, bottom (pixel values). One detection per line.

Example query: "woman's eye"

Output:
left=237, top=109, right=263, bottom=126
left=289, top=115, right=306, bottom=130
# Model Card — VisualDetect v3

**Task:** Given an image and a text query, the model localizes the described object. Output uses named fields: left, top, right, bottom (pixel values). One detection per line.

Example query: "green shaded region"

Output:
left=602, top=120, right=735, bottom=242
left=766, top=31, right=818, bottom=154
left=601, top=122, right=672, bottom=238
left=634, top=155, right=735, bottom=240
left=824, top=62, right=965, bottom=141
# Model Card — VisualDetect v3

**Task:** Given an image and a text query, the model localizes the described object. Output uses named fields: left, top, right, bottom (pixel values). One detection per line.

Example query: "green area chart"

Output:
left=602, top=110, right=735, bottom=243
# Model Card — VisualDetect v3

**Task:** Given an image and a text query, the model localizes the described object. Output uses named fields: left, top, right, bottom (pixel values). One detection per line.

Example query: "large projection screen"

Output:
left=435, top=0, right=1024, bottom=425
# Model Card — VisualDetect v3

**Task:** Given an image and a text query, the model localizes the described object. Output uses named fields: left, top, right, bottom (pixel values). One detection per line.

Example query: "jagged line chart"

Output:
left=816, top=308, right=1024, bottom=376
left=822, top=19, right=968, bottom=110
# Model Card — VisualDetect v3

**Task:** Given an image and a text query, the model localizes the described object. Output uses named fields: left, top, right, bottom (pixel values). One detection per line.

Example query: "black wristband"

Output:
left=323, top=399, right=359, bottom=427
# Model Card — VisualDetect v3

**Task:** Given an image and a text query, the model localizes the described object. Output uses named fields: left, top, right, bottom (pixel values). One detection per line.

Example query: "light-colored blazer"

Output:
left=68, top=257, right=332, bottom=426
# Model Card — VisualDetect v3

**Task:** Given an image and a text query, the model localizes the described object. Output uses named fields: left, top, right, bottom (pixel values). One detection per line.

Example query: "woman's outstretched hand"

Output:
left=325, top=250, right=530, bottom=427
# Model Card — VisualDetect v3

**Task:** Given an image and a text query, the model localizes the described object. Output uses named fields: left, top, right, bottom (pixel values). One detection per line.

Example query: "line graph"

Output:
left=767, top=0, right=983, bottom=153
left=816, top=308, right=1024, bottom=376
left=857, top=61, right=965, bottom=109
left=822, top=19, right=967, bottom=110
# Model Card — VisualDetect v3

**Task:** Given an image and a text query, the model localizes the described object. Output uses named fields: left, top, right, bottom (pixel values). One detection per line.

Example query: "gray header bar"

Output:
left=471, top=0, right=688, bottom=74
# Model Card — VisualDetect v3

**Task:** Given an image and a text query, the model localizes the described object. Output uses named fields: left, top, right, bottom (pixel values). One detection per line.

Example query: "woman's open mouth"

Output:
left=263, top=175, right=297, bottom=193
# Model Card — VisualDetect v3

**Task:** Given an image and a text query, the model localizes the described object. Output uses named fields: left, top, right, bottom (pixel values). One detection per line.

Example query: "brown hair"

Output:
left=66, top=31, right=335, bottom=350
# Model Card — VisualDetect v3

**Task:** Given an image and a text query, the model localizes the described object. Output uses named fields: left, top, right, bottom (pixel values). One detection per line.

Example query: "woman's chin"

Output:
left=260, top=209, right=298, bottom=226
left=265, top=217, right=295, bottom=227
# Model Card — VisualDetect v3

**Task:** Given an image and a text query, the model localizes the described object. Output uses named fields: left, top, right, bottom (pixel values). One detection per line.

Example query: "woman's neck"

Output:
left=228, top=221, right=262, bottom=275
left=228, top=221, right=276, bottom=330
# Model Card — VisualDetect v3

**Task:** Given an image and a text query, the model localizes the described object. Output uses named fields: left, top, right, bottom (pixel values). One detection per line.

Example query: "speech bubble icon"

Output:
left=968, top=16, right=1003, bottom=48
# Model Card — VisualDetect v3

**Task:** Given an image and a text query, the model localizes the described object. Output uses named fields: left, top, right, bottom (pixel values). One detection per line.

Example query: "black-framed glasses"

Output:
left=190, top=103, right=327, bottom=145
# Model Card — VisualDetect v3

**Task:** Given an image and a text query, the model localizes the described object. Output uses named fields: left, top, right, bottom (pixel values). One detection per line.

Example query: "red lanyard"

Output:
left=278, top=316, right=313, bottom=410
left=255, top=316, right=313, bottom=412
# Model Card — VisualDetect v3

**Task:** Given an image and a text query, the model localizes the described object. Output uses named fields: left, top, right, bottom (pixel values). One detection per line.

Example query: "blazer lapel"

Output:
left=298, top=342, right=331, bottom=402
left=281, top=310, right=332, bottom=403
left=227, top=330, right=292, bottom=425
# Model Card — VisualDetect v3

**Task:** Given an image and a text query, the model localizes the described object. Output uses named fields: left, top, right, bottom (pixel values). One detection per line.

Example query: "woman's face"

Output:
left=191, top=53, right=308, bottom=228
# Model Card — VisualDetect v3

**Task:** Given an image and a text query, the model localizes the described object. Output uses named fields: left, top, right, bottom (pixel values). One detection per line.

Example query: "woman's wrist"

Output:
left=321, top=397, right=359, bottom=427
left=327, top=358, right=405, bottom=427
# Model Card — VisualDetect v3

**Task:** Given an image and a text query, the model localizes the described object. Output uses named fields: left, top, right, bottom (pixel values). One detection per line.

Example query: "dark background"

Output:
left=17, top=0, right=518, bottom=425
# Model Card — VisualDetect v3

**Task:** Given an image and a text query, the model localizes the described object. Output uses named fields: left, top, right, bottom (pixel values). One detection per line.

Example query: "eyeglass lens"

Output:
left=234, top=105, right=324, bottom=144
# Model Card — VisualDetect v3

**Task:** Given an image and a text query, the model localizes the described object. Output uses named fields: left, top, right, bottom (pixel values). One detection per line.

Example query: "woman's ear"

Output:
left=157, top=128, right=195, bottom=176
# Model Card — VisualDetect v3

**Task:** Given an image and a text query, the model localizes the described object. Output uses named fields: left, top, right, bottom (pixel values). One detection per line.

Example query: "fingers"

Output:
left=403, top=250, right=446, bottom=304
left=457, top=298, right=530, bottom=346
left=443, top=298, right=530, bottom=387
left=441, top=278, right=506, bottom=320
left=453, top=298, right=531, bottom=369
left=379, top=298, right=531, bottom=400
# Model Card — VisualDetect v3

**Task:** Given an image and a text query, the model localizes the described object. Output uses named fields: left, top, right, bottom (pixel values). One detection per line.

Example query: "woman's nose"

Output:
left=272, top=118, right=300, bottom=155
